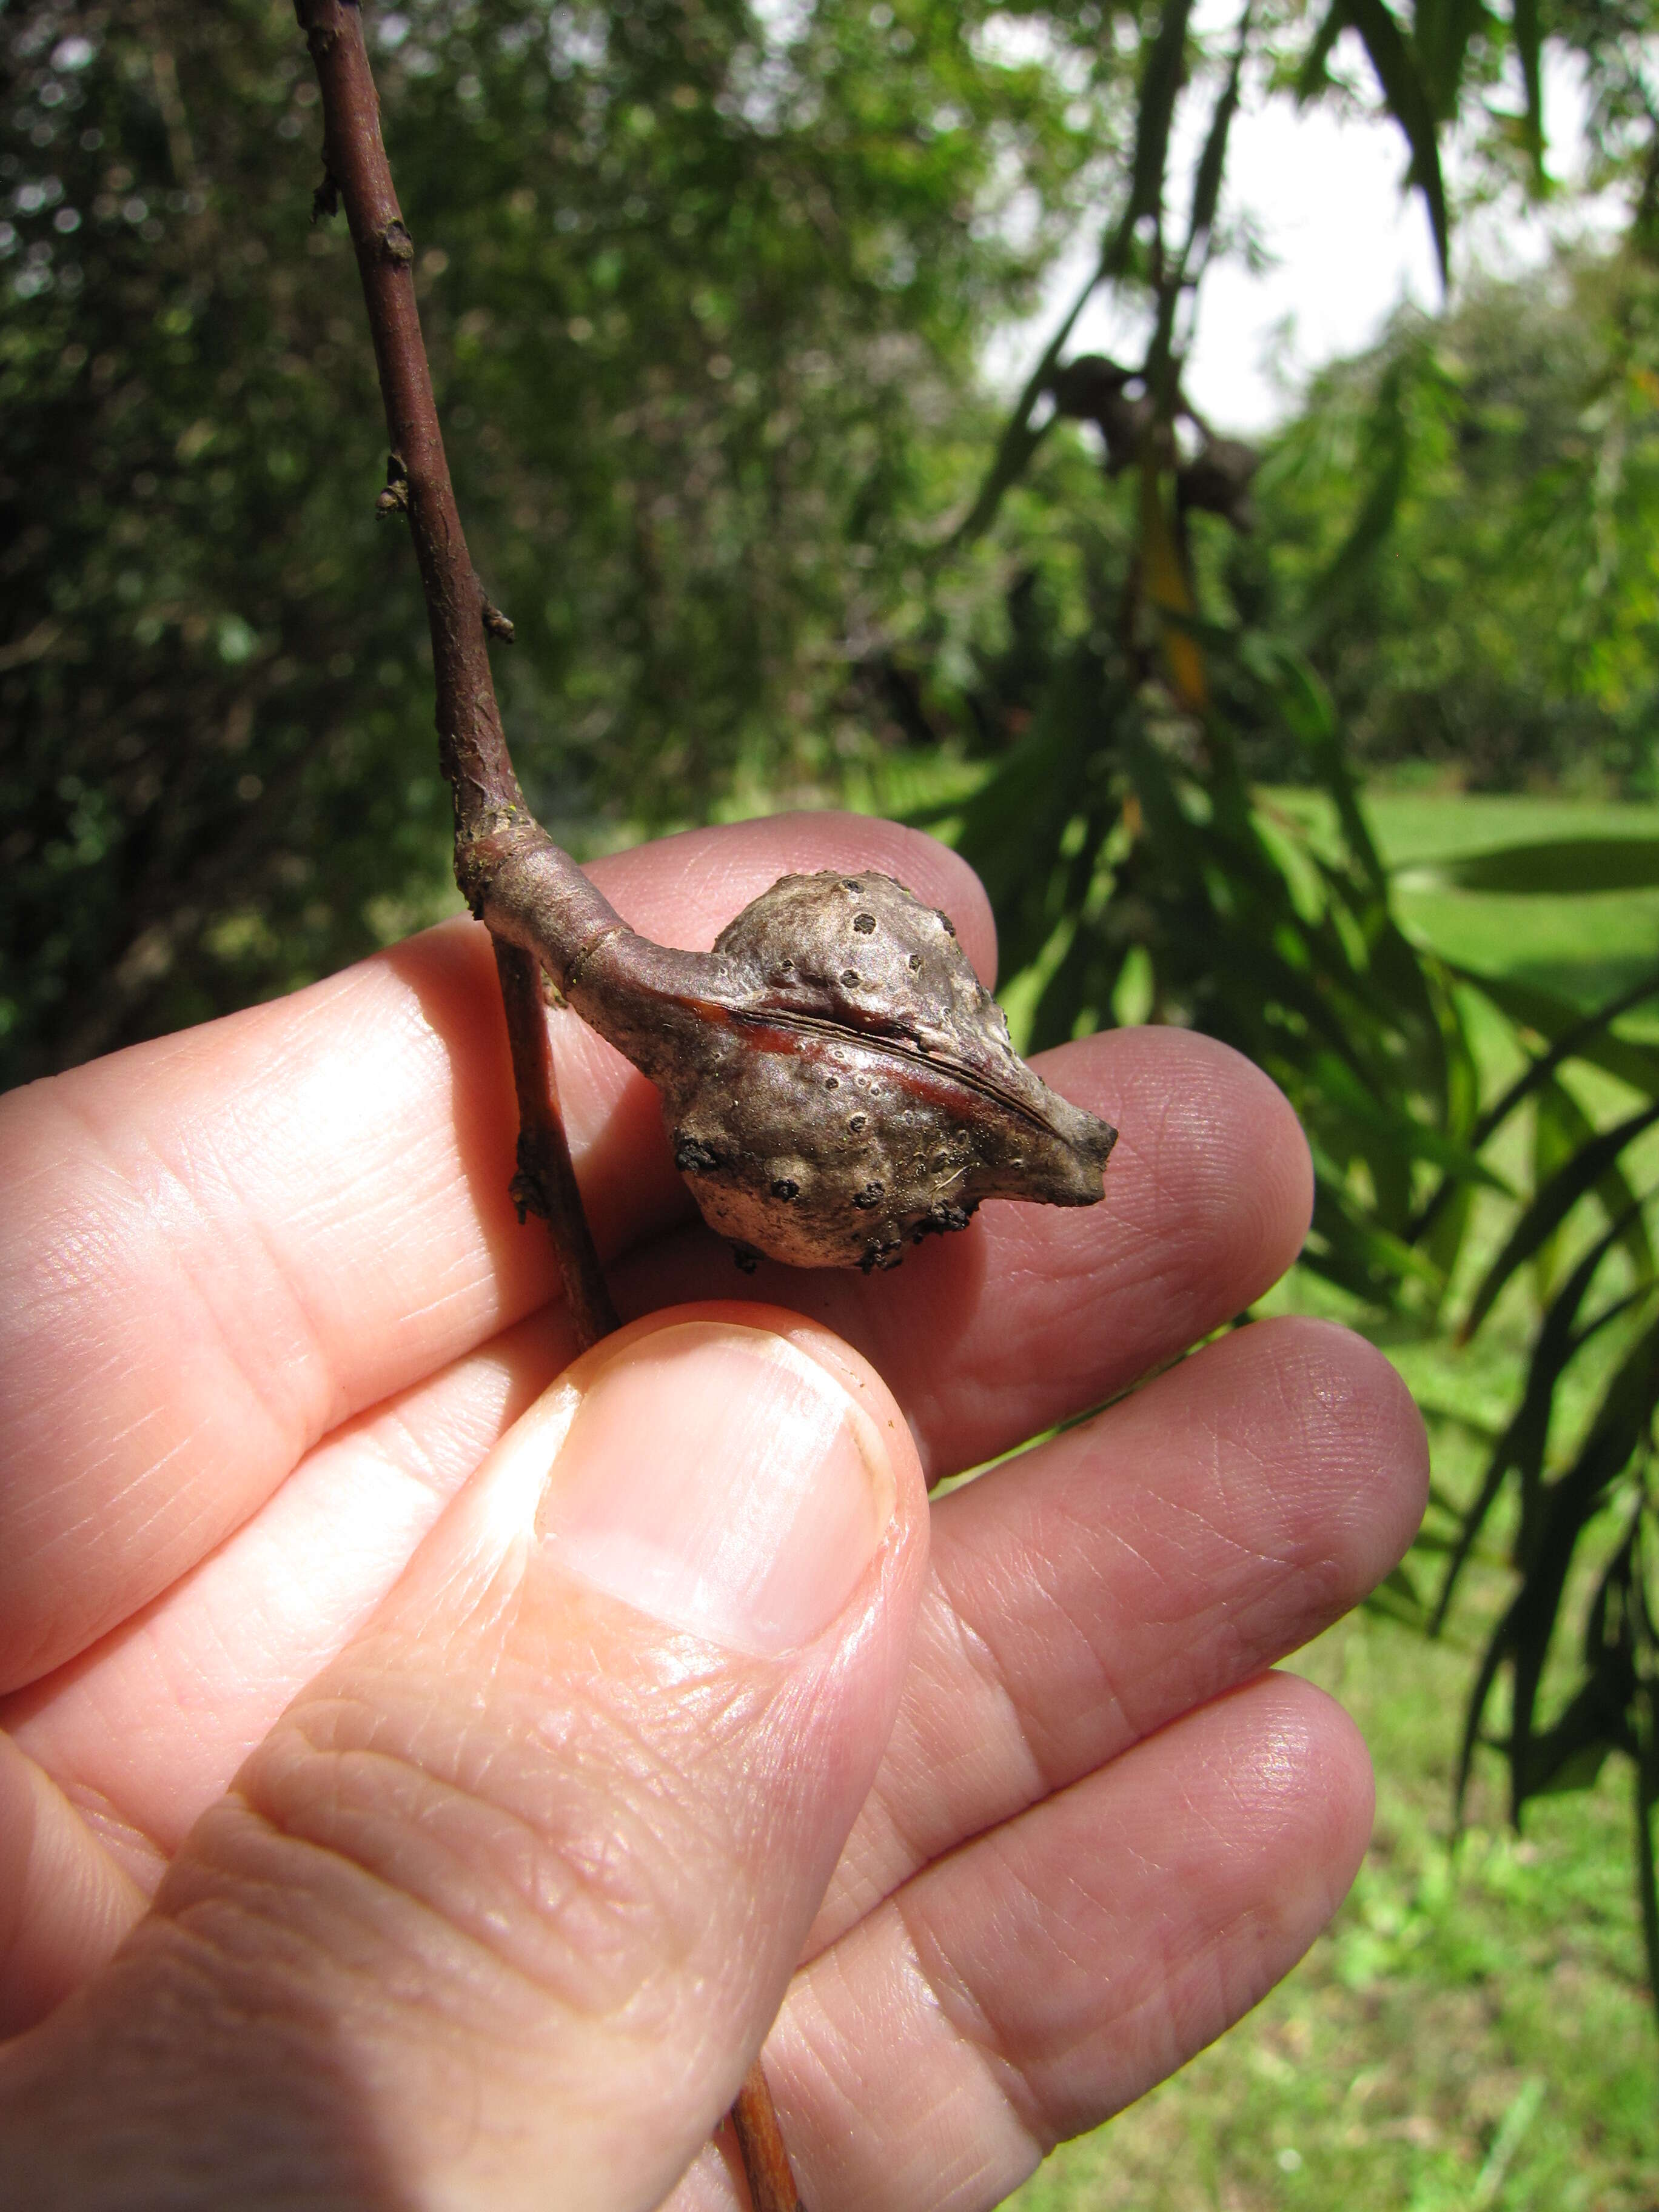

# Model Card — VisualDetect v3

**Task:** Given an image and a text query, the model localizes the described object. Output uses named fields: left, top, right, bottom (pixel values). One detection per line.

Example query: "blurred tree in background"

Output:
left=1263, top=248, right=1659, bottom=795
left=0, top=0, right=1123, bottom=1079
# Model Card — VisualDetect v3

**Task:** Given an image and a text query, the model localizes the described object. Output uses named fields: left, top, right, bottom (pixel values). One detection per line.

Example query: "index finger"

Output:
left=0, top=814, right=994, bottom=1692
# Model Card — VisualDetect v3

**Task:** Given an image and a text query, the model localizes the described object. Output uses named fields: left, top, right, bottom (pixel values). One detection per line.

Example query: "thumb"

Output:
left=0, top=1305, right=928, bottom=2212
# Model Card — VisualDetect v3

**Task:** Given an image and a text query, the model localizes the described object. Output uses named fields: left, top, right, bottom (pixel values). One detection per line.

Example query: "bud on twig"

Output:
left=375, top=452, right=409, bottom=517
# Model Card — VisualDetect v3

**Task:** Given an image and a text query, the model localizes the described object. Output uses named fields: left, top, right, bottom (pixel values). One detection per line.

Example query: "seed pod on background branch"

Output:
left=1048, top=354, right=1162, bottom=477
left=1176, top=434, right=1261, bottom=532
left=466, top=817, right=1117, bottom=1273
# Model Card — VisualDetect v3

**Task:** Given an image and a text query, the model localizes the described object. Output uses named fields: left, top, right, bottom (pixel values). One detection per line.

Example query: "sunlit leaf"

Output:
left=1461, top=1102, right=1659, bottom=1341
left=1456, top=968, right=1659, bottom=1103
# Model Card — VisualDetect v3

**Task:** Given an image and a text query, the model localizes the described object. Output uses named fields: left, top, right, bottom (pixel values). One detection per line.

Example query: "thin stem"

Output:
left=293, top=2, right=807, bottom=2197
left=492, top=941, right=618, bottom=1349
left=732, top=2059, right=807, bottom=2212
left=295, top=0, right=519, bottom=835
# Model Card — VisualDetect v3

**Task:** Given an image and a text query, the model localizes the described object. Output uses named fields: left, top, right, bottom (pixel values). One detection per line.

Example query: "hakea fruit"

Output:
left=466, top=814, right=1118, bottom=1272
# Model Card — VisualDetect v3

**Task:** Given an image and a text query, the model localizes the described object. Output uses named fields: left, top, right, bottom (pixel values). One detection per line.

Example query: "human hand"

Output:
left=0, top=815, right=1426, bottom=2209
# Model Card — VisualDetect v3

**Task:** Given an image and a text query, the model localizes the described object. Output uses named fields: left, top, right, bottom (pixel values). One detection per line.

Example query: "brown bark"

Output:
left=292, top=3, right=808, bottom=2200
left=293, top=0, right=614, bottom=1332
left=732, top=2058, right=808, bottom=2212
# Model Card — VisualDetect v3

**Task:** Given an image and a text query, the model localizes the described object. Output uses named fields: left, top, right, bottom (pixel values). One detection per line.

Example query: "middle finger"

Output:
left=808, top=1310, right=1426, bottom=1951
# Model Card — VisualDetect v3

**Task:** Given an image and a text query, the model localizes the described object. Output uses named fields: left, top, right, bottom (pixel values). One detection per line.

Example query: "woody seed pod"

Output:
left=472, top=825, right=1118, bottom=1272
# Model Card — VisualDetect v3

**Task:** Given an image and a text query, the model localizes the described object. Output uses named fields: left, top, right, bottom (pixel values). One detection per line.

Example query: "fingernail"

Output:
left=534, top=1321, right=897, bottom=1655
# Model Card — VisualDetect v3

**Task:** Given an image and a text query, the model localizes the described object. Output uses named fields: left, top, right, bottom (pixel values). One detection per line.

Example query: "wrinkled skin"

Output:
left=0, top=815, right=1427, bottom=2210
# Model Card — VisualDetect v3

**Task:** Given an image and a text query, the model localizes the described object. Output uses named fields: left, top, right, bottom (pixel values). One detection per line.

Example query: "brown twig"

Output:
left=292, top=0, right=615, bottom=1308
left=292, top=2, right=806, bottom=2200
left=492, top=939, right=620, bottom=1346
left=732, top=2059, right=807, bottom=2212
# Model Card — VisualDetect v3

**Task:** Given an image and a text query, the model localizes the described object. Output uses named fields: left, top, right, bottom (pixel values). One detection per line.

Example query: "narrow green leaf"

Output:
left=1421, top=1173, right=1475, bottom=1318
left=1462, top=1102, right=1659, bottom=1342
left=1535, top=1076, right=1657, bottom=1290
left=1304, top=1181, right=1443, bottom=1305
left=1251, top=639, right=1390, bottom=893
left=1521, top=1678, right=1624, bottom=1796
left=1436, top=1458, right=1521, bottom=1642
left=1185, top=4, right=1251, bottom=260
left=1512, top=0, right=1546, bottom=180
left=1343, top=0, right=1450, bottom=279
left=1437, top=1210, right=1649, bottom=1643
left=1531, top=1078, right=1577, bottom=1301
left=1311, top=1047, right=1512, bottom=1190
left=1302, top=356, right=1413, bottom=645
left=1365, top=1560, right=1431, bottom=1629
left=1455, top=965, right=1659, bottom=1103
left=1413, top=0, right=1485, bottom=118
left=1506, top=1319, right=1659, bottom=1795
left=952, top=0, right=1194, bottom=550
left=1463, top=968, right=1659, bottom=1151
left=1294, top=1, right=1345, bottom=102
left=1429, top=1260, right=1626, bottom=1635
left=1130, top=0, right=1197, bottom=231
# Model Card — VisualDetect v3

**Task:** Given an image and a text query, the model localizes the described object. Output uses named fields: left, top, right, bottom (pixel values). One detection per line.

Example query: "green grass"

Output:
left=1005, top=789, right=1659, bottom=2212
left=1011, top=1610, right=1658, bottom=2212
left=1007, top=1427, right=1659, bottom=2212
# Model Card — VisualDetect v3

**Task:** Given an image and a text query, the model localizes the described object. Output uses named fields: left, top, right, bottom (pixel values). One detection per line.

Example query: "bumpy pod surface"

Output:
left=474, top=824, right=1119, bottom=1272
left=594, top=870, right=1116, bottom=1271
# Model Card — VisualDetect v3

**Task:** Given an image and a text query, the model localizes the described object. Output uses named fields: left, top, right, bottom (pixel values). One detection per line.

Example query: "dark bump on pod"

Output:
left=854, top=1181, right=885, bottom=1209
left=848, top=1113, right=867, bottom=1133
left=853, top=912, right=876, bottom=934
left=771, top=1177, right=800, bottom=1202
left=908, top=952, right=923, bottom=971
left=840, top=969, right=859, bottom=987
